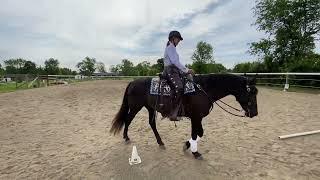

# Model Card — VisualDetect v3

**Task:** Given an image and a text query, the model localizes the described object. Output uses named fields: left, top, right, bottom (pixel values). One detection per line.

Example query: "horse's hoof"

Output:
left=192, top=152, right=203, bottom=160
left=158, top=141, right=165, bottom=146
left=183, top=141, right=190, bottom=151
left=124, top=138, right=131, bottom=144
left=159, top=145, right=166, bottom=150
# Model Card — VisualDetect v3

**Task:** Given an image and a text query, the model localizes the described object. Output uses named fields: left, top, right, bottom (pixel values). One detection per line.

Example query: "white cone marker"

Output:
left=129, top=146, right=142, bottom=165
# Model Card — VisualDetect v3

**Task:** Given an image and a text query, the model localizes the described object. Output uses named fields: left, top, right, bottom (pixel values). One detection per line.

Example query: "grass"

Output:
left=0, top=78, right=138, bottom=94
left=0, top=79, right=80, bottom=93
left=0, top=80, right=54, bottom=93
left=0, top=82, right=30, bottom=93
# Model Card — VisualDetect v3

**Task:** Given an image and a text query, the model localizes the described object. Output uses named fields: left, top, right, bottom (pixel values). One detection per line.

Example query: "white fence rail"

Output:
left=232, top=73, right=320, bottom=75
left=231, top=72, right=320, bottom=90
left=41, top=73, right=320, bottom=91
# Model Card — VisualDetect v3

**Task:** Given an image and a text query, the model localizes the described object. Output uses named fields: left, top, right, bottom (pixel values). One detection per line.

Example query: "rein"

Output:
left=216, top=99, right=243, bottom=112
left=193, top=83, right=246, bottom=118
left=214, top=101, right=245, bottom=117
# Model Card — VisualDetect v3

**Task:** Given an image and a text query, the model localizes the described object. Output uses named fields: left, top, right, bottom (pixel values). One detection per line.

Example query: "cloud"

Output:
left=179, top=0, right=266, bottom=68
left=0, top=0, right=217, bottom=68
left=0, top=0, right=318, bottom=70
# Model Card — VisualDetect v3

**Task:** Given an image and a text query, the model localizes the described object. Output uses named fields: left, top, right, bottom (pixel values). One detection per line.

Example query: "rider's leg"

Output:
left=169, top=72, right=183, bottom=121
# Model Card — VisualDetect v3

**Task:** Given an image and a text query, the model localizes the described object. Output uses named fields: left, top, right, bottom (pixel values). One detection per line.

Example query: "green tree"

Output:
left=120, top=59, right=135, bottom=76
left=44, top=58, right=60, bottom=75
left=0, top=63, right=4, bottom=77
left=21, top=61, right=37, bottom=74
left=4, top=58, right=27, bottom=74
left=136, top=61, right=151, bottom=76
left=206, top=63, right=227, bottom=73
left=110, top=64, right=121, bottom=74
left=60, top=68, right=77, bottom=75
left=288, top=53, right=320, bottom=72
left=36, top=66, right=46, bottom=75
left=96, top=62, right=106, bottom=73
left=148, top=58, right=164, bottom=75
left=76, top=57, right=96, bottom=76
left=233, top=61, right=267, bottom=73
left=233, top=62, right=251, bottom=73
left=251, top=0, right=320, bottom=71
left=192, top=41, right=214, bottom=64
left=191, top=41, right=214, bottom=73
left=191, top=61, right=207, bottom=74
left=153, top=58, right=164, bottom=72
left=148, top=68, right=159, bottom=76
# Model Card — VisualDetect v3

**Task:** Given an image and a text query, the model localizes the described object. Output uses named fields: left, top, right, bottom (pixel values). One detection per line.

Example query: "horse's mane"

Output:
left=194, top=73, right=247, bottom=90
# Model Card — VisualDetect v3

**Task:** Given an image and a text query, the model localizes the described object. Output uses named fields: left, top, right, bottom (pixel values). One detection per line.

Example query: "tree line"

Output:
left=0, top=57, right=108, bottom=77
left=0, top=58, right=76, bottom=76
left=234, top=0, right=320, bottom=73
left=110, top=41, right=228, bottom=76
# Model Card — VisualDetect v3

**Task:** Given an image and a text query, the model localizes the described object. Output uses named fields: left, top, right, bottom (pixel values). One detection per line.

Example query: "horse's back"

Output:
left=127, top=77, right=152, bottom=96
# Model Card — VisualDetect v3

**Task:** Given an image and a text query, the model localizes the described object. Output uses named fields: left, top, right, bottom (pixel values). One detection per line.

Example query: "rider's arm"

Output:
left=167, top=45, right=188, bottom=73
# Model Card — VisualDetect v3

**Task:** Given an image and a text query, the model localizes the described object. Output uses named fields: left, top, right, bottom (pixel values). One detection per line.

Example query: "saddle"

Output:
left=150, top=73, right=195, bottom=119
left=150, top=73, right=195, bottom=96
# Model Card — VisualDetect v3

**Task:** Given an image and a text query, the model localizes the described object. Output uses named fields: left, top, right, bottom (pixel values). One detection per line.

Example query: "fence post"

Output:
left=37, top=77, right=40, bottom=88
left=283, top=73, right=289, bottom=91
left=47, top=76, right=49, bottom=86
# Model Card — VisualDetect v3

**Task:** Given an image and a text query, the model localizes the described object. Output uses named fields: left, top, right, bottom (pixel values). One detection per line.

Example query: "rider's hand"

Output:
left=188, top=69, right=195, bottom=75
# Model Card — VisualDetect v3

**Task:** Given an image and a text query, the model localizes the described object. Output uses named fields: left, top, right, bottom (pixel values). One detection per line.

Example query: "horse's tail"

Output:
left=110, top=82, right=130, bottom=135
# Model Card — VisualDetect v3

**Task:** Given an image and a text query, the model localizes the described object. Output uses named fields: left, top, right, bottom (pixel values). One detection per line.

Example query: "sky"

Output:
left=0, top=0, right=319, bottom=70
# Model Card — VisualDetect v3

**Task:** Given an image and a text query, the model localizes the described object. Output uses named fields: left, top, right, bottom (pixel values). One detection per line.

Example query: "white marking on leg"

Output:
left=196, top=135, right=200, bottom=142
left=189, top=138, right=198, bottom=152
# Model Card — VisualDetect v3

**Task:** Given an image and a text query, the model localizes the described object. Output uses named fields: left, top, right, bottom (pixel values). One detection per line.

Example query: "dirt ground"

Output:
left=0, top=80, right=319, bottom=180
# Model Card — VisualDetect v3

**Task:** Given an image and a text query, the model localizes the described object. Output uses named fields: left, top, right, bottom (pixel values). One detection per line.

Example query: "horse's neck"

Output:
left=210, top=88, right=232, bottom=101
left=197, top=76, right=238, bottom=102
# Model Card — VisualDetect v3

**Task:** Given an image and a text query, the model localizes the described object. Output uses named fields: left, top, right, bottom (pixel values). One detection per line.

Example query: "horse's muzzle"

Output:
left=245, top=111, right=258, bottom=118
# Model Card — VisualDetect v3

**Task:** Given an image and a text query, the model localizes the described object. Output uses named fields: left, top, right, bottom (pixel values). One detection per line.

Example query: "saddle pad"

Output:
left=150, top=78, right=195, bottom=96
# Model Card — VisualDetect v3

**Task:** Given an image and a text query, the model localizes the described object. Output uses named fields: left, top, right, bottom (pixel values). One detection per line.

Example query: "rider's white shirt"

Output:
left=164, top=42, right=188, bottom=73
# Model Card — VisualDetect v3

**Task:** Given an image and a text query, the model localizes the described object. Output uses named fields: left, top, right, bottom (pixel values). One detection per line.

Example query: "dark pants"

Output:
left=163, top=65, right=183, bottom=120
left=164, top=65, right=183, bottom=94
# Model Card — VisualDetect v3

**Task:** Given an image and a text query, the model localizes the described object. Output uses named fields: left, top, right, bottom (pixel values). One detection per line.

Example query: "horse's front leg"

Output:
left=147, top=107, right=165, bottom=149
left=183, top=118, right=204, bottom=160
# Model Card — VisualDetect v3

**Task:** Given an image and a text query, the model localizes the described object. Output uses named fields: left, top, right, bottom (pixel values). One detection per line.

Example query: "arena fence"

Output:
left=231, top=73, right=320, bottom=91
left=2, top=73, right=320, bottom=91
left=89, top=72, right=320, bottom=91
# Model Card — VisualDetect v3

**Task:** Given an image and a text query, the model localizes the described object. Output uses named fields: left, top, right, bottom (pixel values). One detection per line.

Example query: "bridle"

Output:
left=194, top=82, right=252, bottom=118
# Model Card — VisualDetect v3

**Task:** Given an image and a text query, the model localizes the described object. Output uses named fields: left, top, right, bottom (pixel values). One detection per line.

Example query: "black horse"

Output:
left=110, top=73, right=258, bottom=159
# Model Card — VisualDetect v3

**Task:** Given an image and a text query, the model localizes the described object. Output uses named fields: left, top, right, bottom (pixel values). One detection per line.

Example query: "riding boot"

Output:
left=169, top=91, right=183, bottom=121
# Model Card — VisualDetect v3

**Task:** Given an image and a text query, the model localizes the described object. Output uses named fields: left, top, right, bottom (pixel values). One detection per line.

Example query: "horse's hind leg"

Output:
left=147, top=107, right=165, bottom=148
left=123, top=106, right=142, bottom=142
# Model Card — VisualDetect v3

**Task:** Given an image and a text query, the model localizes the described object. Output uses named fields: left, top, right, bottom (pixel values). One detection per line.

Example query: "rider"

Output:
left=163, top=30, right=194, bottom=121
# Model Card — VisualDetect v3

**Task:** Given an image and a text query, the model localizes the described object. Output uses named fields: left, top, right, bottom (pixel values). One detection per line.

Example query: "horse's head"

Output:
left=235, top=77, right=258, bottom=118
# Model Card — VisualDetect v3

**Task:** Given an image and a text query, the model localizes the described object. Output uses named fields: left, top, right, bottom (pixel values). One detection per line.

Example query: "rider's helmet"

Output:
left=168, top=31, right=183, bottom=41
